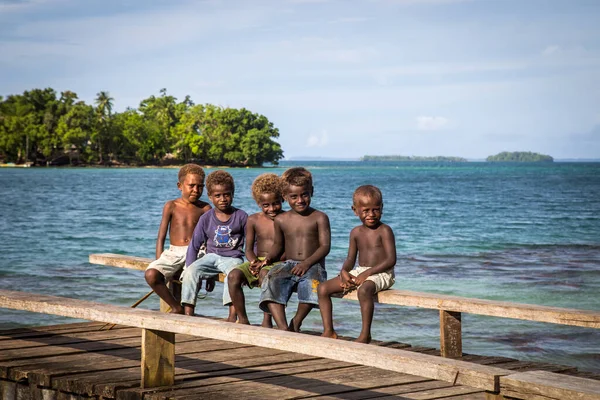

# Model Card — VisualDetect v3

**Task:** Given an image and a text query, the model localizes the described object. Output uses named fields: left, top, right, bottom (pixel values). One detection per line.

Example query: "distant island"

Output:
left=486, top=151, right=553, bottom=162
left=361, top=155, right=468, bottom=162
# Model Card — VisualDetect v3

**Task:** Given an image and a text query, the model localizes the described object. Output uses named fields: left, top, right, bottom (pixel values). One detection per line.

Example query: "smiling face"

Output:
left=208, top=184, right=234, bottom=212
left=177, top=173, right=204, bottom=203
left=257, top=192, right=283, bottom=220
left=285, top=184, right=312, bottom=214
left=352, top=195, right=383, bottom=229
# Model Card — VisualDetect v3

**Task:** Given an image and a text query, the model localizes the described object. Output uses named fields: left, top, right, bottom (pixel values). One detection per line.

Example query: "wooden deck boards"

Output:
left=0, top=322, right=595, bottom=400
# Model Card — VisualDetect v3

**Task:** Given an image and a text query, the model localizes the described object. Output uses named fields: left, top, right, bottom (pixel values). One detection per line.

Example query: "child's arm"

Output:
left=245, top=219, right=258, bottom=264
left=185, top=216, right=207, bottom=267
left=339, top=228, right=359, bottom=287
left=291, top=213, right=331, bottom=276
left=353, top=225, right=397, bottom=286
left=155, top=201, right=174, bottom=259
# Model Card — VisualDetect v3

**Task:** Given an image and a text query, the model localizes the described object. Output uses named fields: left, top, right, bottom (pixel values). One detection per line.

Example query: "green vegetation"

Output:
left=0, top=88, right=283, bottom=167
left=486, top=151, right=553, bottom=162
left=361, top=155, right=468, bottom=162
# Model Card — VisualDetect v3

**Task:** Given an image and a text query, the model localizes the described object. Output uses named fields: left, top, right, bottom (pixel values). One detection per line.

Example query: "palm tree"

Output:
left=94, top=91, right=114, bottom=163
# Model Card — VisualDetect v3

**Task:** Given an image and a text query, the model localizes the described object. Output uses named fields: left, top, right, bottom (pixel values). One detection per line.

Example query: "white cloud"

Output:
left=307, top=130, right=329, bottom=147
left=416, top=116, right=449, bottom=131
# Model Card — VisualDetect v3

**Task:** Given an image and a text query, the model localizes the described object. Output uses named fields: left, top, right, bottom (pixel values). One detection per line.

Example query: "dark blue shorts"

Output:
left=259, top=260, right=327, bottom=313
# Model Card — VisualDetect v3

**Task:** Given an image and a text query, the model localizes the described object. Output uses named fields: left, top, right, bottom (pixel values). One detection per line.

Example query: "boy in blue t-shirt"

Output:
left=181, top=170, right=248, bottom=317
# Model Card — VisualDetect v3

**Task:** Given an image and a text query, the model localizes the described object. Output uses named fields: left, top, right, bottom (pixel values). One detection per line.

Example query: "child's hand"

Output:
left=291, top=262, right=310, bottom=276
left=353, top=271, right=371, bottom=286
left=339, top=270, right=356, bottom=288
left=249, top=261, right=262, bottom=276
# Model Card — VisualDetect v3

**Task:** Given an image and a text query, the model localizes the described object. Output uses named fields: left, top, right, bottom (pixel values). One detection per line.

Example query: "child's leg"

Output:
left=180, top=254, right=220, bottom=316
left=227, top=268, right=248, bottom=324
left=258, top=269, right=273, bottom=328
left=267, top=302, right=288, bottom=330
left=145, top=269, right=182, bottom=314
left=317, top=277, right=345, bottom=338
left=356, top=281, right=377, bottom=343
left=289, top=303, right=313, bottom=332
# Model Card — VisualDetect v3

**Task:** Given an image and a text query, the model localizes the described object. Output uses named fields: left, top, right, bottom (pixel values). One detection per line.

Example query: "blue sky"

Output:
left=1, top=0, right=599, bottom=159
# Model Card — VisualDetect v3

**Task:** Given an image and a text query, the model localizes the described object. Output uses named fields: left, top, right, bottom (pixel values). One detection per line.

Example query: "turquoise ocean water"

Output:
left=0, top=161, right=598, bottom=372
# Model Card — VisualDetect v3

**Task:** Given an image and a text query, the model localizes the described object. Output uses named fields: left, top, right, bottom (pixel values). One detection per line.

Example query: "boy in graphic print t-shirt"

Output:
left=181, top=170, right=248, bottom=317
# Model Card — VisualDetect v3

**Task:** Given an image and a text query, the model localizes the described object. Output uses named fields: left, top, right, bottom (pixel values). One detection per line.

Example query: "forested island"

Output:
left=361, top=155, right=468, bottom=162
left=0, top=88, right=284, bottom=167
left=486, top=151, right=553, bottom=162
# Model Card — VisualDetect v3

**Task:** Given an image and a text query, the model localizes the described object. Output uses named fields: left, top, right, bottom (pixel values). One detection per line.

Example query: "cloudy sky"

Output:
left=1, top=0, right=599, bottom=159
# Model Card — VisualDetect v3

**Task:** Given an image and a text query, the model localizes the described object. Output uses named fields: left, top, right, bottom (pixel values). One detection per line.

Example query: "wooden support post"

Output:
left=440, top=310, right=462, bottom=358
left=141, top=329, right=175, bottom=388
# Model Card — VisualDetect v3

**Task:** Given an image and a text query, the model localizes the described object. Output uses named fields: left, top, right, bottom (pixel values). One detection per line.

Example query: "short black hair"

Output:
left=206, top=170, right=234, bottom=194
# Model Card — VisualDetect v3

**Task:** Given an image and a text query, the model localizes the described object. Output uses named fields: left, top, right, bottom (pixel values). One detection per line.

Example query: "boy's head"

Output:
left=281, top=167, right=313, bottom=214
left=177, top=163, right=206, bottom=203
left=352, top=185, right=383, bottom=228
left=252, top=173, right=284, bottom=220
left=206, top=170, right=235, bottom=212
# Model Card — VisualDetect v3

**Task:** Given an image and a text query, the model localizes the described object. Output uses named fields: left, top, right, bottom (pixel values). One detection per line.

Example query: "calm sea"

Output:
left=0, top=161, right=599, bottom=372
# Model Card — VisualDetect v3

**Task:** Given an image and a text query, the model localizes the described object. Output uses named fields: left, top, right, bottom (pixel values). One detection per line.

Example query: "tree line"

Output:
left=486, top=151, right=553, bottom=162
left=0, top=88, right=284, bottom=167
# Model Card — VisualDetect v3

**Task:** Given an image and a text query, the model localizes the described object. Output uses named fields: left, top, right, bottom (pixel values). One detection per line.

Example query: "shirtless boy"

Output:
left=257, top=167, right=331, bottom=331
left=318, top=185, right=396, bottom=343
left=227, top=173, right=284, bottom=327
left=181, top=170, right=248, bottom=317
left=145, top=164, right=211, bottom=314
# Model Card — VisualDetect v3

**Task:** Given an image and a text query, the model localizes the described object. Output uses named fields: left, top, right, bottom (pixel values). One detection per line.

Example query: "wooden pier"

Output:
left=0, top=254, right=598, bottom=399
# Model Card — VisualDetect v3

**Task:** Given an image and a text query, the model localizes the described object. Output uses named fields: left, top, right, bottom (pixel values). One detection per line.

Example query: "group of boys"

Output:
left=144, top=164, right=397, bottom=343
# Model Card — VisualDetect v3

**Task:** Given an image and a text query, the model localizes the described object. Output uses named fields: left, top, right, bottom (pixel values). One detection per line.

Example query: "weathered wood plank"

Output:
left=89, top=253, right=600, bottom=328
left=0, top=327, right=142, bottom=351
left=141, top=329, right=175, bottom=388
left=3, top=338, right=250, bottom=385
left=55, top=348, right=316, bottom=398
left=440, top=310, right=462, bottom=359
left=0, top=289, right=509, bottom=391
left=500, top=370, right=600, bottom=399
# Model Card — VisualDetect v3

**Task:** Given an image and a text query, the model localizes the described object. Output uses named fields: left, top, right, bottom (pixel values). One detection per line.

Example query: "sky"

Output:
left=1, top=0, right=599, bottom=160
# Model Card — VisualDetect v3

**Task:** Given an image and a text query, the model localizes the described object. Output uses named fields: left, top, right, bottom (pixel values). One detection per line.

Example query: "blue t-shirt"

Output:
left=186, top=207, right=248, bottom=266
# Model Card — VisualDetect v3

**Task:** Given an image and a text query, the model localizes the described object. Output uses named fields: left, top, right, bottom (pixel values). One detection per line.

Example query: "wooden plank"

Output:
left=440, top=310, right=462, bottom=359
left=55, top=347, right=315, bottom=398
left=500, top=370, right=600, bottom=399
left=0, top=327, right=142, bottom=351
left=3, top=338, right=250, bottom=385
left=0, top=289, right=510, bottom=391
left=89, top=253, right=228, bottom=281
left=89, top=253, right=600, bottom=328
left=141, top=329, right=175, bottom=388
left=122, top=359, right=355, bottom=400
left=0, top=322, right=121, bottom=341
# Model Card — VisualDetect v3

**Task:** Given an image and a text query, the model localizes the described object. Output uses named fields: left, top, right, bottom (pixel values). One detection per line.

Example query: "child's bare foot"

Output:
left=226, top=316, right=238, bottom=323
left=321, top=330, right=338, bottom=339
left=355, top=334, right=372, bottom=344
left=236, top=317, right=250, bottom=325
left=169, top=305, right=183, bottom=314
left=288, top=317, right=302, bottom=332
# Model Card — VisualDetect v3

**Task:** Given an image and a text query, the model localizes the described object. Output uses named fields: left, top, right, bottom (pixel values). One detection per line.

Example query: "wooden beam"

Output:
left=500, top=370, right=600, bottom=399
left=0, top=289, right=509, bottom=391
left=440, top=310, right=462, bottom=359
left=141, top=329, right=175, bottom=388
left=89, top=253, right=600, bottom=329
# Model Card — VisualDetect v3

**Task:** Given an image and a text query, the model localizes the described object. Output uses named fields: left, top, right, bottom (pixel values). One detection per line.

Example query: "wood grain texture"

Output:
left=0, top=289, right=509, bottom=391
left=89, top=253, right=600, bottom=328
left=500, top=370, right=600, bottom=399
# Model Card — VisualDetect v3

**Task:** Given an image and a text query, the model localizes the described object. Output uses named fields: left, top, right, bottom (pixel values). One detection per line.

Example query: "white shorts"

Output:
left=146, top=245, right=188, bottom=280
left=349, top=266, right=395, bottom=293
